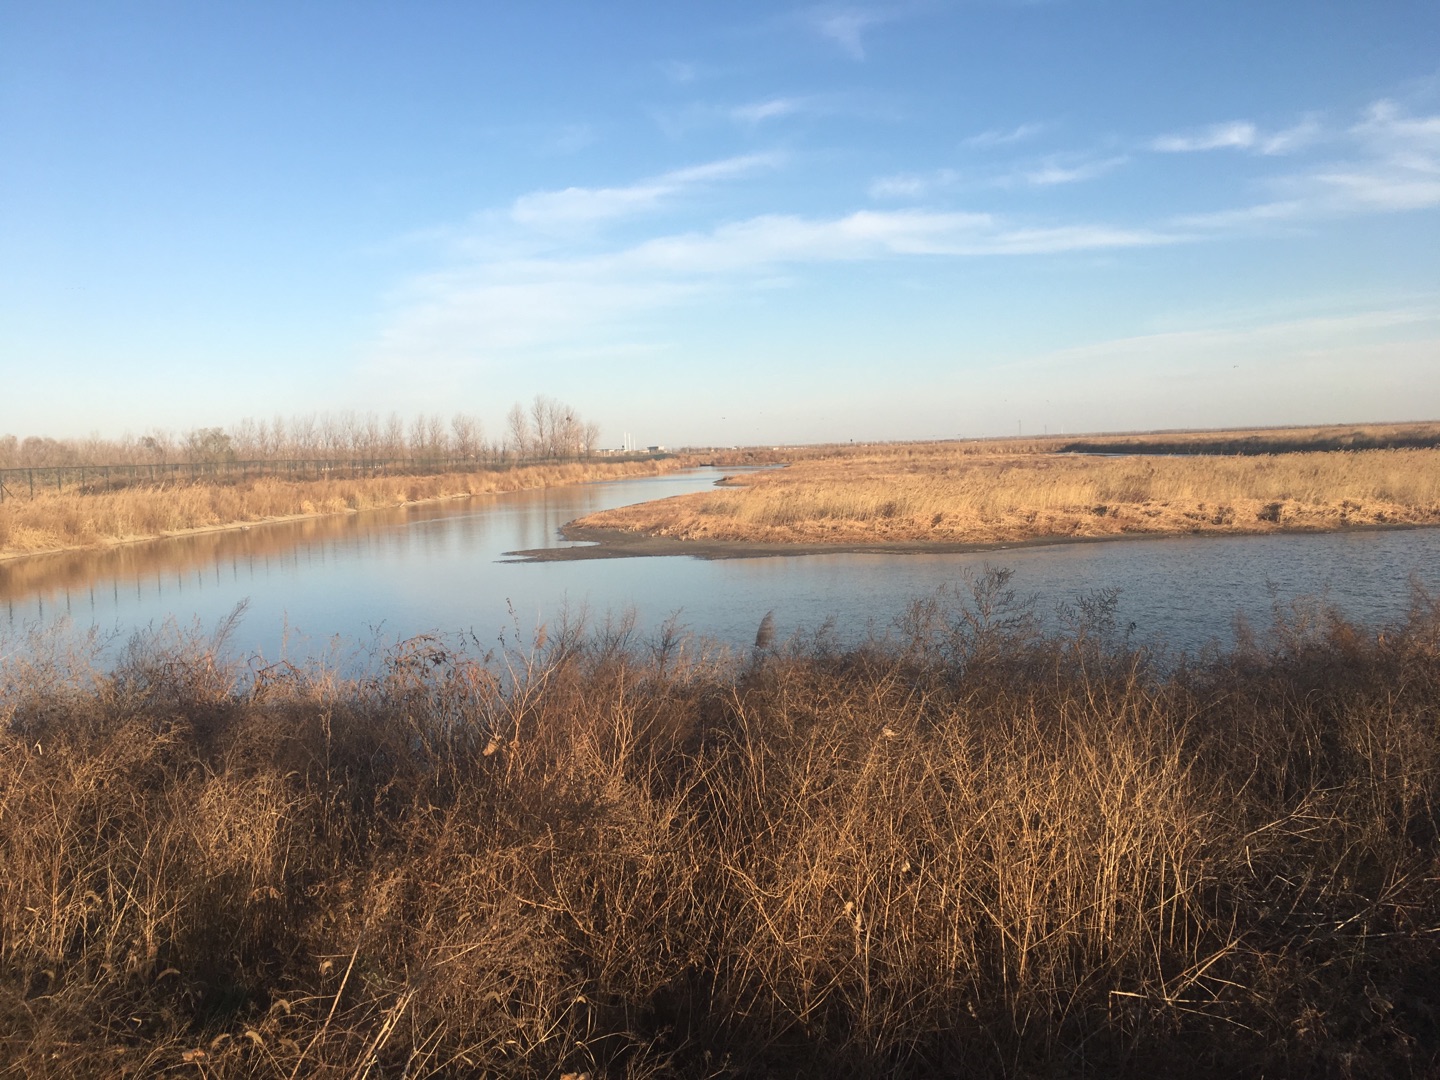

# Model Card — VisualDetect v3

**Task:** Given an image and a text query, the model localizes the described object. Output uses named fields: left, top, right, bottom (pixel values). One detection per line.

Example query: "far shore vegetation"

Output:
left=0, top=398, right=679, bottom=560
left=3, top=574, right=1439, bottom=1076
left=0, top=459, right=682, bottom=561
left=580, top=422, right=1440, bottom=548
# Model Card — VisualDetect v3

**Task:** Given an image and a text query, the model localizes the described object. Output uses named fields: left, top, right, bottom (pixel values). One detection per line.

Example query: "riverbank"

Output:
left=0, top=458, right=685, bottom=562
left=569, top=444, right=1440, bottom=552
left=4, top=580, right=1438, bottom=1077
left=511, top=517, right=1438, bottom=561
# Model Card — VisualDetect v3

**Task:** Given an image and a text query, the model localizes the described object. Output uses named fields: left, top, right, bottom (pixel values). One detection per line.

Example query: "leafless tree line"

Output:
left=0, top=396, right=607, bottom=469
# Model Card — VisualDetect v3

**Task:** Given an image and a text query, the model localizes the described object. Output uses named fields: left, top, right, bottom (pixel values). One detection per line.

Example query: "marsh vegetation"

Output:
left=0, top=459, right=681, bottom=560
left=580, top=437, right=1440, bottom=548
left=0, top=398, right=661, bottom=560
left=3, top=576, right=1439, bottom=1076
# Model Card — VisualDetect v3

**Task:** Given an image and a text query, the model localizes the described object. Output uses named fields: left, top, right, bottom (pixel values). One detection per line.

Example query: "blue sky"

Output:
left=3, top=1, right=1438, bottom=447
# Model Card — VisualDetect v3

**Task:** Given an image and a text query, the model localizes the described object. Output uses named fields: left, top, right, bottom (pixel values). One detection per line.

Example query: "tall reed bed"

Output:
left=2, top=578, right=1439, bottom=1076
left=0, top=458, right=678, bottom=558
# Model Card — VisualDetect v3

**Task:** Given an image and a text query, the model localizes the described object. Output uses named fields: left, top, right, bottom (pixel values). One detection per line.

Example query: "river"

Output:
left=3, top=468, right=1437, bottom=663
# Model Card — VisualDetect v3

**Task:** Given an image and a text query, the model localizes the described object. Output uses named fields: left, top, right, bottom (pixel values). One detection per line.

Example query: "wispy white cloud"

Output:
left=1259, top=116, right=1323, bottom=155
left=870, top=154, right=1124, bottom=198
left=1355, top=98, right=1440, bottom=146
left=376, top=204, right=1177, bottom=369
left=806, top=6, right=897, bottom=59
left=964, top=122, right=1047, bottom=148
left=1173, top=100, right=1440, bottom=226
left=868, top=168, right=960, bottom=199
left=1171, top=200, right=1307, bottom=231
left=1017, top=155, right=1127, bottom=187
left=1154, top=116, right=1325, bottom=156
left=508, top=153, right=781, bottom=230
left=730, top=97, right=807, bottom=124
left=1307, top=168, right=1440, bottom=212
left=652, top=90, right=870, bottom=137
left=819, top=12, right=879, bottom=58
left=377, top=97, right=1440, bottom=378
left=1152, top=120, right=1258, bottom=153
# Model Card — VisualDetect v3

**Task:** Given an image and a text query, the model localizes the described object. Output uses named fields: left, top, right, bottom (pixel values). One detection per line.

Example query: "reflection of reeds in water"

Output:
left=3, top=575, right=1439, bottom=1076
left=0, top=504, right=408, bottom=606
left=0, top=459, right=678, bottom=559
left=583, top=445, right=1440, bottom=545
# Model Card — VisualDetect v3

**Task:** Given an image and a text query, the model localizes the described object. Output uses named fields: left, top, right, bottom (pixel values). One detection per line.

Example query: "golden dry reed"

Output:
left=581, top=444, right=1440, bottom=546
left=0, top=459, right=680, bottom=560
left=2, top=577, right=1439, bottom=1077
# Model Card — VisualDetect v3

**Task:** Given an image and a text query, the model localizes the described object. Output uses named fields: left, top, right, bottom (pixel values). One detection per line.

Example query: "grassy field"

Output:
left=0, top=458, right=682, bottom=560
left=580, top=439, right=1440, bottom=547
left=2, top=577, right=1439, bottom=1076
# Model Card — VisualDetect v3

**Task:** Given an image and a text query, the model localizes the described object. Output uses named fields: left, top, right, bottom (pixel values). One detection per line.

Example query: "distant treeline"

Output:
left=0, top=395, right=604, bottom=469
left=1059, top=424, right=1440, bottom=456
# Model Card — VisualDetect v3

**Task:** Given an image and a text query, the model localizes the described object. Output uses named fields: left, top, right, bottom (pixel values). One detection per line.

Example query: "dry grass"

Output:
left=700, top=422, right=1440, bottom=466
left=0, top=459, right=681, bottom=560
left=2, top=578, right=1439, bottom=1076
left=579, top=444, right=1440, bottom=546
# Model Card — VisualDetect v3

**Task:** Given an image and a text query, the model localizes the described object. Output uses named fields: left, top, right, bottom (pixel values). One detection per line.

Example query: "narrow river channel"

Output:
left=3, top=468, right=1438, bottom=663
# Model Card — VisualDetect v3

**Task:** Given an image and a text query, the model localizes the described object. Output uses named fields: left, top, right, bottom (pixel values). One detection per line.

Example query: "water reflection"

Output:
left=3, top=469, right=1438, bottom=661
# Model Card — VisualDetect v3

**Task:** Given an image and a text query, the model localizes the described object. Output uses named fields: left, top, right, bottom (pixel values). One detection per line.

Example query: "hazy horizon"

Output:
left=4, top=2, right=1438, bottom=446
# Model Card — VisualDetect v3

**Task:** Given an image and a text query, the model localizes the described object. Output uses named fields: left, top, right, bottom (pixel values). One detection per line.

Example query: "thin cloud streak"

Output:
left=1260, top=117, right=1323, bottom=155
left=1017, top=156, right=1127, bottom=187
left=1153, top=116, right=1325, bottom=156
left=731, top=97, right=807, bottom=124
left=509, top=153, right=781, bottom=229
left=870, top=154, right=1125, bottom=198
left=964, top=122, right=1047, bottom=148
left=1152, top=120, right=1258, bottom=153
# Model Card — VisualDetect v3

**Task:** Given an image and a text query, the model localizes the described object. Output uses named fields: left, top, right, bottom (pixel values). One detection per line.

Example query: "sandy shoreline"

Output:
left=504, top=519, right=1435, bottom=562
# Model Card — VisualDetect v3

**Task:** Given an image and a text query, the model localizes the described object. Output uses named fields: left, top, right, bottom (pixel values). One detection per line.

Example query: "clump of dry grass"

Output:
left=579, top=446, right=1440, bottom=546
left=0, top=458, right=679, bottom=560
left=3, top=578, right=1439, bottom=1076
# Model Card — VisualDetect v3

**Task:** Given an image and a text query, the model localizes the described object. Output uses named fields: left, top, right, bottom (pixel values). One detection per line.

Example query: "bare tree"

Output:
left=529, top=395, right=553, bottom=458
left=230, top=418, right=261, bottom=460
left=360, top=413, right=382, bottom=459
left=557, top=405, right=582, bottom=458
left=452, top=413, right=482, bottom=459
left=382, top=412, right=405, bottom=459
left=291, top=414, right=318, bottom=458
left=424, top=413, right=449, bottom=459
left=407, top=414, right=425, bottom=458
left=506, top=402, right=532, bottom=459
left=582, top=420, right=602, bottom=457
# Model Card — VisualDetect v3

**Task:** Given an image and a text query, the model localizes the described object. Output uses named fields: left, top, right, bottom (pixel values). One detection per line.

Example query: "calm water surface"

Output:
left=3, top=468, right=1437, bottom=662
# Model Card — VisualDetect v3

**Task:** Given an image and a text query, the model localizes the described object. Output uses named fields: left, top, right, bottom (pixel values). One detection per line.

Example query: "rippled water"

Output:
left=3, top=468, right=1437, bottom=661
